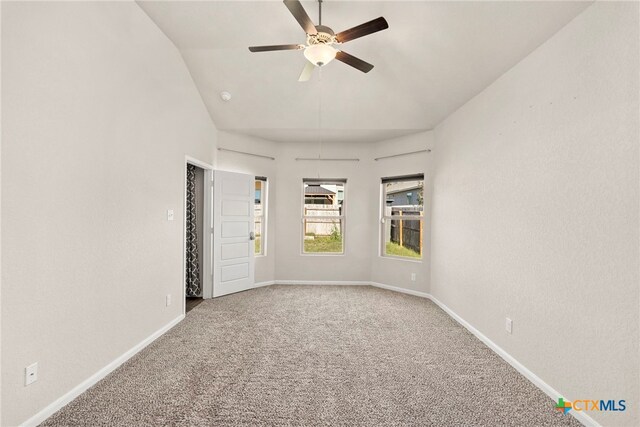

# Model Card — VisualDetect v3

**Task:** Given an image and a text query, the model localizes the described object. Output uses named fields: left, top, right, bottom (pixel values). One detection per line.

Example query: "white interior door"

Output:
left=213, top=170, right=255, bottom=297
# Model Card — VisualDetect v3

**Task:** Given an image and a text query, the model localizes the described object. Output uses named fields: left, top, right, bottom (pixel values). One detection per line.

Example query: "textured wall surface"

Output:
left=3, top=1, right=638, bottom=426
left=273, top=136, right=436, bottom=286
left=1, top=2, right=217, bottom=425
left=369, top=133, right=434, bottom=293
left=218, top=132, right=435, bottom=290
left=431, top=2, right=639, bottom=425
left=273, top=142, right=374, bottom=282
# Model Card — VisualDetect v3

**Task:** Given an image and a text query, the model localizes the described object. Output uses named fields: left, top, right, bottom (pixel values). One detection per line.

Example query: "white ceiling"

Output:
left=137, top=0, right=591, bottom=143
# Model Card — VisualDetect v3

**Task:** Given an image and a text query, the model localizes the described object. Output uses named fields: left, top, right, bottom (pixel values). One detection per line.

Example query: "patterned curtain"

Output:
left=185, top=164, right=201, bottom=297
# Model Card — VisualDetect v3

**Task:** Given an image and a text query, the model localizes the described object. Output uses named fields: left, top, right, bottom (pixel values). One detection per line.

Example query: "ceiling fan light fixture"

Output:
left=248, top=0, right=387, bottom=76
left=304, top=44, right=337, bottom=67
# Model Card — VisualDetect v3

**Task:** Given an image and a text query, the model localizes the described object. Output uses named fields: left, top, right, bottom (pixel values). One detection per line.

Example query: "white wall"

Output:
left=217, top=133, right=436, bottom=289
left=370, top=132, right=433, bottom=293
left=431, top=2, right=639, bottom=426
left=3, top=1, right=638, bottom=426
left=1, top=2, right=217, bottom=425
left=216, top=132, right=278, bottom=284
left=266, top=133, right=436, bottom=289
left=274, top=142, right=374, bottom=283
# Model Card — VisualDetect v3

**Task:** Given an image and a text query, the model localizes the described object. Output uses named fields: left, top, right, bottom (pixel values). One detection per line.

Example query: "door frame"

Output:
left=183, top=156, right=214, bottom=317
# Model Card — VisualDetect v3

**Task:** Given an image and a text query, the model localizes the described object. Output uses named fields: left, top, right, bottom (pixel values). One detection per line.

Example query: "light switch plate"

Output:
left=505, top=318, right=513, bottom=334
left=167, top=210, right=174, bottom=221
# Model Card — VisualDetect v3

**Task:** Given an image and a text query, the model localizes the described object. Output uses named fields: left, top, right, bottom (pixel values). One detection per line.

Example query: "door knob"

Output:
left=249, top=231, right=255, bottom=241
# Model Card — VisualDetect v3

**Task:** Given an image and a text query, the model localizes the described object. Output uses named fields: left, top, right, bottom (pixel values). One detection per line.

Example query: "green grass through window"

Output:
left=385, top=242, right=421, bottom=259
left=304, top=236, right=343, bottom=253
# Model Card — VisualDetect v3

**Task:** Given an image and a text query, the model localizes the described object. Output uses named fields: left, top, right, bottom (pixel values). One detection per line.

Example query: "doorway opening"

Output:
left=184, top=158, right=213, bottom=314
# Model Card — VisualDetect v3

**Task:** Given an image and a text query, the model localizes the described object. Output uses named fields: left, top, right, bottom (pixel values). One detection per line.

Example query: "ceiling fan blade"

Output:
left=249, top=44, right=304, bottom=52
left=298, top=62, right=315, bottom=82
left=336, top=51, right=374, bottom=73
left=283, top=0, right=317, bottom=35
left=335, top=17, right=389, bottom=43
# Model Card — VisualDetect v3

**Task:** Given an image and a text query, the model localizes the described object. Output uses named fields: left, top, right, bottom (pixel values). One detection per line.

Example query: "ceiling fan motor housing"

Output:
left=307, top=25, right=336, bottom=46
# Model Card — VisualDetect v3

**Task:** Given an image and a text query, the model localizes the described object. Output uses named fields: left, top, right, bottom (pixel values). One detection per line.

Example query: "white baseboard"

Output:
left=369, top=282, right=431, bottom=299
left=22, top=283, right=599, bottom=427
left=368, top=281, right=597, bottom=427
left=426, top=294, right=599, bottom=427
left=253, top=280, right=276, bottom=288
left=21, top=315, right=185, bottom=427
left=275, top=280, right=370, bottom=286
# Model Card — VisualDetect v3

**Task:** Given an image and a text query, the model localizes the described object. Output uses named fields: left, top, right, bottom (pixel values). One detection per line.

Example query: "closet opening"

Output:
left=184, top=158, right=213, bottom=314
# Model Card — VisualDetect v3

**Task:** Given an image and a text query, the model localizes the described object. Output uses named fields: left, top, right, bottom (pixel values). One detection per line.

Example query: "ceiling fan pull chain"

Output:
left=318, top=67, right=323, bottom=159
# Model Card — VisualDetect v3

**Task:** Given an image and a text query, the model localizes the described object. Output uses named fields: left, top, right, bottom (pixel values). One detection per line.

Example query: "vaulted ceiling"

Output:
left=137, top=0, right=591, bottom=143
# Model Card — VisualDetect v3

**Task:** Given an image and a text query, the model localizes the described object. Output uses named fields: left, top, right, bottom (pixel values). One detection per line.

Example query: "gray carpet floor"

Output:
left=43, top=285, right=581, bottom=426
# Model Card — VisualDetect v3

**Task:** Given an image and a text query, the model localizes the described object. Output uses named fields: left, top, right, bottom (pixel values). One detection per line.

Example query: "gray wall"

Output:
left=1, top=2, right=217, bottom=425
left=216, top=133, right=434, bottom=291
left=430, top=3, right=639, bottom=425
left=370, top=133, right=433, bottom=293
left=274, top=142, right=375, bottom=283
left=2, top=2, right=637, bottom=426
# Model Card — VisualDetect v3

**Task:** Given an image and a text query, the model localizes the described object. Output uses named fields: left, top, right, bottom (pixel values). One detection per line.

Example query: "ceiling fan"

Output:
left=248, top=0, right=389, bottom=81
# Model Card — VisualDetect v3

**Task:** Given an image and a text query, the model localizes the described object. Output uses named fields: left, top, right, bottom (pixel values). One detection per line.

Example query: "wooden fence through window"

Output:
left=390, top=208, right=422, bottom=254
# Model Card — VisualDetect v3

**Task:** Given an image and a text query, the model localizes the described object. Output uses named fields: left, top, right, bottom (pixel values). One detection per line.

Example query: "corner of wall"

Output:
left=429, top=3, right=639, bottom=425
left=369, top=131, right=435, bottom=295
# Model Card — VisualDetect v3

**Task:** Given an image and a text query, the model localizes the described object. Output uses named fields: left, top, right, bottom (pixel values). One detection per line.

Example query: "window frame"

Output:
left=380, top=174, right=424, bottom=262
left=254, top=177, right=267, bottom=257
left=301, top=179, right=347, bottom=256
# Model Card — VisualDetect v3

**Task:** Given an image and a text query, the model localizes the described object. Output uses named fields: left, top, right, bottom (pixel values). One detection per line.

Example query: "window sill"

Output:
left=379, top=255, right=423, bottom=264
left=301, top=253, right=345, bottom=257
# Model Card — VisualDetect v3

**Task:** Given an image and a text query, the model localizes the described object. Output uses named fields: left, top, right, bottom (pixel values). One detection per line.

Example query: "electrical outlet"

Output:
left=166, top=294, right=171, bottom=307
left=505, top=318, right=513, bottom=334
left=167, top=209, right=174, bottom=221
left=25, top=363, right=38, bottom=386
left=410, top=273, right=416, bottom=281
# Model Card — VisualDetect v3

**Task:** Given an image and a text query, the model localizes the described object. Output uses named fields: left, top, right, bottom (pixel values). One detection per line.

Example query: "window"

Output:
left=381, top=174, right=424, bottom=260
left=302, top=179, right=346, bottom=254
left=254, top=177, right=267, bottom=255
